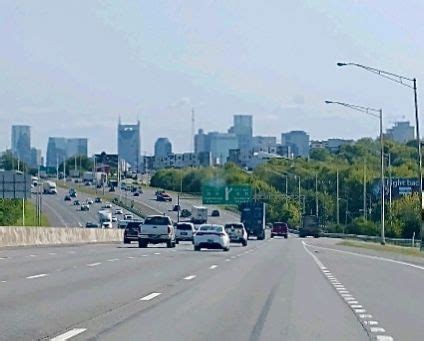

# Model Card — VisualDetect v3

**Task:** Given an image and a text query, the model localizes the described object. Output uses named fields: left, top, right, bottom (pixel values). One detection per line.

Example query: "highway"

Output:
left=2, top=234, right=422, bottom=340
left=39, top=186, right=138, bottom=228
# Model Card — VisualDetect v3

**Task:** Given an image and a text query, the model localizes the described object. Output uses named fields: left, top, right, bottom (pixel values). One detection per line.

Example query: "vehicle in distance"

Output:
left=211, top=209, right=220, bottom=217
left=172, top=204, right=180, bottom=212
left=81, top=203, right=90, bottom=211
left=69, top=188, right=77, bottom=197
left=112, top=216, right=118, bottom=222
left=87, top=198, right=94, bottom=205
left=124, top=221, right=142, bottom=244
left=124, top=213, right=133, bottom=220
left=175, top=222, right=195, bottom=243
left=73, top=200, right=80, bottom=206
left=95, top=197, right=102, bottom=203
left=133, top=191, right=140, bottom=196
left=180, top=208, right=191, bottom=218
left=193, top=224, right=230, bottom=251
left=224, top=223, right=248, bottom=246
left=299, top=215, right=321, bottom=238
left=156, top=192, right=172, bottom=202
left=240, top=202, right=266, bottom=240
left=138, top=215, right=176, bottom=248
left=115, top=208, right=123, bottom=215
left=85, top=222, right=99, bottom=228
left=103, top=202, right=112, bottom=209
left=43, top=181, right=57, bottom=194
left=191, top=206, right=208, bottom=224
left=271, top=222, right=288, bottom=239
left=64, top=195, right=71, bottom=201
left=99, top=210, right=113, bottom=228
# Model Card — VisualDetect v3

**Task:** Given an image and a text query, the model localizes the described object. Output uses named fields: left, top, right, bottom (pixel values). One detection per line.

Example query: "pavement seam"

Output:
left=302, top=241, right=394, bottom=341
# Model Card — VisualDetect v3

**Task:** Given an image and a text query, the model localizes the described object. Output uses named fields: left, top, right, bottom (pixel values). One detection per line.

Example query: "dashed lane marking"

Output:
left=50, top=328, right=87, bottom=341
left=140, top=292, right=162, bottom=301
left=209, top=265, right=218, bottom=269
left=184, top=275, right=196, bottom=280
left=106, top=258, right=119, bottom=262
left=302, top=241, right=394, bottom=340
left=26, top=273, right=48, bottom=279
left=154, top=252, right=161, bottom=255
left=128, top=256, right=135, bottom=259
left=87, top=262, right=101, bottom=267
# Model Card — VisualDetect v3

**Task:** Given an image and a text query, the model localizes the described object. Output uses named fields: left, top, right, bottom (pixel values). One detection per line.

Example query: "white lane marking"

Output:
left=184, top=275, right=196, bottom=280
left=225, top=259, right=231, bottom=262
left=209, top=265, right=218, bottom=269
left=1, top=280, right=6, bottom=283
left=128, top=256, right=135, bottom=259
left=303, top=241, right=393, bottom=340
left=154, top=252, right=161, bottom=255
left=371, top=327, right=386, bottom=333
left=48, top=252, right=57, bottom=255
left=29, top=254, right=37, bottom=257
left=231, top=256, right=236, bottom=259
left=87, top=262, right=101, bottom=267
left=26, top=273, right=48, bottom=279
left=140, top=292, right=162, bottom=301
left=107, top=258, right=119, bottom=262
left=305, top=241, right=424, bottom=272
left=50, top=328, right=87, bottom=341
left=142, top=254, right=149, bottom=257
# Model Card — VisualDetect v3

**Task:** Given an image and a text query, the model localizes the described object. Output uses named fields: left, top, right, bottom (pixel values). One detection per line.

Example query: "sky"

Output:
left=1, top=0, right=424, bottom=157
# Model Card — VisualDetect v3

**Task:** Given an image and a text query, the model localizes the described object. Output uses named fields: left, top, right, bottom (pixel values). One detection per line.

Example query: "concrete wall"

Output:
left=0, top=227, right=124, bottom=248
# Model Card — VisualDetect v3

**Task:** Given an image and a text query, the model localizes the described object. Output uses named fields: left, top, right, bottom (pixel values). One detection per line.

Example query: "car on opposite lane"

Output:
left=175, top=222, right=195, bottom=244
left=115, top=208, right=123, bottom=215
left=224, top=222, right=248, bottom=246
left=85, top=222, right=99, bottom=228
left=193, top=224, right=230, bottom=251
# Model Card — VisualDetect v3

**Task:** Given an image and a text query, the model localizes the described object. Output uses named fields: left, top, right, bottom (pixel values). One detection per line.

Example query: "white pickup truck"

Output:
left=138, top=215, right=176, bottom=248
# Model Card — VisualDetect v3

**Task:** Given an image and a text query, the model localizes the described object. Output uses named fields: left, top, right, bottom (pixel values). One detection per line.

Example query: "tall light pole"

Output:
left=315, top=173, right=319, bottom=217
left=337, top=62, right=422, bottom=248
left=326, top=100, right=385, bottom=244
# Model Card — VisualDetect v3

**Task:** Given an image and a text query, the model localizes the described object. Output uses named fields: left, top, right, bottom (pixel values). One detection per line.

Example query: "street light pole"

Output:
left=338, top=62, right=422, bottom=248
left=315, top=173, right=319, bottom=216
left=326, top=100, right=385, bottom=243
left=336, top=169, right=340, bottom=226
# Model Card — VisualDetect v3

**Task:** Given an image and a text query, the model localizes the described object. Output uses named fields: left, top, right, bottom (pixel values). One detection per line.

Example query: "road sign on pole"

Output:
left=0, top=171, right=31, bottom=199
left=202, top=185, right=251, bottom=205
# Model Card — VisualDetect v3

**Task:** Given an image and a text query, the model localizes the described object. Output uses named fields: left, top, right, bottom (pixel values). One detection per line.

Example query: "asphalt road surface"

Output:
left=39, top=187, right=139, bottom=228
left=3, top=235, right=420, bottom=340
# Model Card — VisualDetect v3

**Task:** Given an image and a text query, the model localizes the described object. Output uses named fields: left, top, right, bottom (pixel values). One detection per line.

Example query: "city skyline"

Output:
left=1, top=1, right=423, bottom=155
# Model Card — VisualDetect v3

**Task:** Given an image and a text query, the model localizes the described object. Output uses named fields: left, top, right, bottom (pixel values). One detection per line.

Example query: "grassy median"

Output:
left=14, top=201, right=50, bottom=227
left=338, top=240, right=424, bottom=258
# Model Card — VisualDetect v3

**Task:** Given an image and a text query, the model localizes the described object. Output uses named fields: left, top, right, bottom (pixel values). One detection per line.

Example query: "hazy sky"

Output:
left=1, top=0, right=424, bottom=156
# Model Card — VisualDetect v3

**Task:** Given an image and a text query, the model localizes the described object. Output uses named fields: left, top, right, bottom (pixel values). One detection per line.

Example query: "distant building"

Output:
left=152, top=152, right=211, bottom=170
left=66, top=138, right=88, bottom=159
left=46, top=137, right=88, bottom=168
left=118, top=120, right=141, bottom=171
left=386, top=121, right=414, bottom=144
left=326, top=138, right=354, bottom=152
left=11, top=125, right=31, bottom=165
left=281, top=130, right=310, bottom=157
left=154, top=138, right=172, bottom=158
left=229, top=115, right=253, bottom=152
left=30, top=148, right=42, bottom=168
left=94, top=152, right=119, bottom=174
left=252, top=136, right=277, bottom=152
left=209, top=132, right=239, bottom=165
left=194, top=129, right=210, bottom=154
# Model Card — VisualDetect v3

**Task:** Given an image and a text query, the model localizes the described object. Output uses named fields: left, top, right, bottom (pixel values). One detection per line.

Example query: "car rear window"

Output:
left=273, top=223, right=287, bottom=228
left=225, top=224, right=243, bottom=229
left=200, top=225, right=223, bottom=232
left=144, top=216, right=171, bottom=225
left=177, top=224, right=192, bottom=231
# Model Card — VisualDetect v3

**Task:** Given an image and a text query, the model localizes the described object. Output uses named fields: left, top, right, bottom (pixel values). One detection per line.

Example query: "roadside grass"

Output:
left=338, top=240, right=424, bottom=258
left=14, top=201, right=50, bottom=227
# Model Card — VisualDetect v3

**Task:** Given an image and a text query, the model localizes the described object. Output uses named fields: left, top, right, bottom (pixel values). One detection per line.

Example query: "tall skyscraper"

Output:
left=118, top=120, right=141, bottom=171
left=11, top=125, right=31, bottom=164
left=229, top=115, right=253, bottom=152
left=154, top=138, right=172, bottom=157
left=281, top=131, right=310, bottom=157
left=46, top=137, right=88, bottom=168
left=66, top=138, right=88, bottom=159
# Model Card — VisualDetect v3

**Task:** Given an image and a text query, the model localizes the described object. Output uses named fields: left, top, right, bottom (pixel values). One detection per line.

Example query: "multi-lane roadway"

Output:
left=2, top=233, right=423, bottom=340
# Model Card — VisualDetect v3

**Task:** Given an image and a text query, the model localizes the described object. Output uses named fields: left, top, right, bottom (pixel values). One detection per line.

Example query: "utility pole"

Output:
left=315, top=173, right=319, bottom=216
left=285, top=176, right=288, bottom=205
left=297, top=176, right=301, bottom=210
left=336, top=169, right=340, bottom=226
left=191, top=108, right=195, bottom=152
left=363, top=161, right=367, bottom=220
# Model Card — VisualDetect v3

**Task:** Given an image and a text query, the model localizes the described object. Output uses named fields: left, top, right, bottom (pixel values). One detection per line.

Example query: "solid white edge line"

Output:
left=26, top=273, right=48, bottom=279
left=140, top=292, right=162, bottom=301
left=50, top=328, right=87, bottom=341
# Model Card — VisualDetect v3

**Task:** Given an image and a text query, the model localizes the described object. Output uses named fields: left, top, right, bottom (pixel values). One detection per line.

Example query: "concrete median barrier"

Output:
left=0, top=226, right=124, bottom=248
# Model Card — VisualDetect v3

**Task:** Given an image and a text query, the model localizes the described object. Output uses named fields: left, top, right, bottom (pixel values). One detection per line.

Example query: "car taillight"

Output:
left=168, top=226, right=171, bottom=234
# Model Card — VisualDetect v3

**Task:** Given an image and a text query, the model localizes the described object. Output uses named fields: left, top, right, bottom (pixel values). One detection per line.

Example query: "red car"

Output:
left=271, top=222, right=288, bottom=239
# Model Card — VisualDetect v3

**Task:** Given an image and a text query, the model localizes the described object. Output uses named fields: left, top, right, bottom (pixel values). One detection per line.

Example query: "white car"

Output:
left=124, top=214, right=133, bottom=220
left=193, top=224, right=230, bottom=251
left=103, top=202, right=112, bottom=209
left=86, top=198, right=94, bottom=205
left=115, top=208, right=123, bottom=215
left=175, top=222, right=195, bottom=243
left=224, top=223, right=248, bottom=246
left=112, top=216, right=118, bottom=222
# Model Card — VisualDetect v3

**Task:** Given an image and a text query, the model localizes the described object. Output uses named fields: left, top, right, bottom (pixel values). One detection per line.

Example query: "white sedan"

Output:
left=193, top=224, right=230, bottom=251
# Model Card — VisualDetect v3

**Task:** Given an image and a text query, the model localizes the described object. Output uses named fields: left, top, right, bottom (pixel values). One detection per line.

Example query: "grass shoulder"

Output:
left=337, top=240, right=424, bottom=258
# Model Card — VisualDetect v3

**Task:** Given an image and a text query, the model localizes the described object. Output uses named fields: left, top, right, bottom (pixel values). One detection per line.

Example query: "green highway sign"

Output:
left=202, top=185, right=252, bottom=205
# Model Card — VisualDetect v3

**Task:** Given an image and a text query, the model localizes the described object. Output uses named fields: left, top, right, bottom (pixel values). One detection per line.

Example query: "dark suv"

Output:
left=271, top=222, right=288, bottom=239
left=124, top=221, right=143, bottom=244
